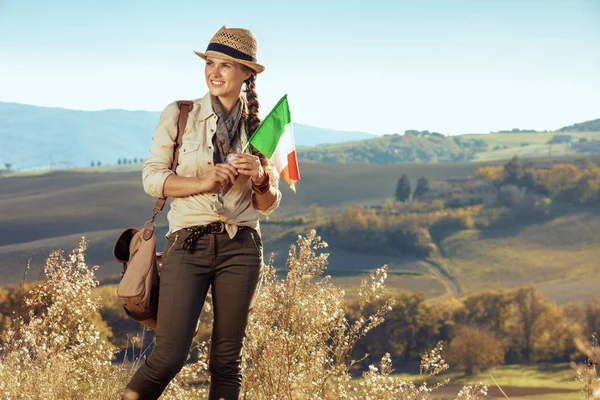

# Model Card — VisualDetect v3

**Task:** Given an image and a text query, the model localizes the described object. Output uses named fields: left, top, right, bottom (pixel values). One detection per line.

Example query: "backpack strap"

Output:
left=143, top=101, right=194, bottom=240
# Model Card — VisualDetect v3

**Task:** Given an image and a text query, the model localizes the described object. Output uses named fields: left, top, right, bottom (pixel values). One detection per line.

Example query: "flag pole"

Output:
left=241, top=141, right=250, bottom=153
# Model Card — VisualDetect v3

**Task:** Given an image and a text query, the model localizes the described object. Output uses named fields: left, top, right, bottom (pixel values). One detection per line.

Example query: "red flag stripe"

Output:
left=284, top=150, right=300, bottom=180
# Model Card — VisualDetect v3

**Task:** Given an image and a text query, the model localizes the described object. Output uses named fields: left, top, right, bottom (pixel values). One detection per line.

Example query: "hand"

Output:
left=200, top=163, right=238, bottom=192
left=232, top=153, right=266, bottom=184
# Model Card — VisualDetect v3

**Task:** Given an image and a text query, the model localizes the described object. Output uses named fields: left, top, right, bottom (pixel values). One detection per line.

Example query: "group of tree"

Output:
left=395, top=175, right=430, bottom=202
left=494, top=128, right=539, bottom=134
left=117, top=158, right=143, bottom=165
left=352, top=285, right=590, bottom=375
left=558, top=118, right=600, bottom=132
left=296, top=133, right=488, bottom=164
left=404, top=129, right=445, bottom=138
left=326, top=156, right=600, bottom=259
left=476, top=155, right=600, bottom=205
left=89, top=158, right=145, bottom=167
left=323, top=200, right=484, bottom=257
left=547, top=134, right=572, bottom=144
left=0, top=277, right=592, bottom=377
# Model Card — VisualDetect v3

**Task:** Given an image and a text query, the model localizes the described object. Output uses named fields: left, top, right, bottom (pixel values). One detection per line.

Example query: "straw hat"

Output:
left=195, top=25, right=265, bottom=74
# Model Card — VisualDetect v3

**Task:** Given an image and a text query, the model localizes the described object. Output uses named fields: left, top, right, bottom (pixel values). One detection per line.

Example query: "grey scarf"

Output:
left=210, top=95, right=244, bottom=194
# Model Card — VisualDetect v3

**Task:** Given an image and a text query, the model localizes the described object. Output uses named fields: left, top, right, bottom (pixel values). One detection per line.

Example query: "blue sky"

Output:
left=1, top=0, right=599, bottom=135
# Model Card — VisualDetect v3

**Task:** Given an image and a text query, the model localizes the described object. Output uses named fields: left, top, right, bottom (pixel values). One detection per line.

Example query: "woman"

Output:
left=122, top=25, right=281, bottom=400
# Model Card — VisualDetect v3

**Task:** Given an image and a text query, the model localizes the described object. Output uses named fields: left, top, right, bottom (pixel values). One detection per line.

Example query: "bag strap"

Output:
left=143, top=101, right=194, bottom=241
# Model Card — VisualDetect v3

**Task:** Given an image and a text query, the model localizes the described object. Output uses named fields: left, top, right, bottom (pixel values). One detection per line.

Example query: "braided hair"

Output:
left=243, top=70, right=273, bottom=178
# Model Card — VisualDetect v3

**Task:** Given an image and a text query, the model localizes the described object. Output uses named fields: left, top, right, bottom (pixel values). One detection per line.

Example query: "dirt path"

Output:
left=423, top=259, right=461, bottom=297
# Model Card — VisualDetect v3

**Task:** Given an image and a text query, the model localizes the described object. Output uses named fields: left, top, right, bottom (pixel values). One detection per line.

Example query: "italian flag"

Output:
left=249, top=94, right=300, bottom=192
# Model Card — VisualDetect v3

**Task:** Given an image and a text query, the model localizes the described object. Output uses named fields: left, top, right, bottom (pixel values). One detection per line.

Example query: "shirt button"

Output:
left=208, top=146, right=212, bottom=149
left=208, top=161, right=212, bottom=165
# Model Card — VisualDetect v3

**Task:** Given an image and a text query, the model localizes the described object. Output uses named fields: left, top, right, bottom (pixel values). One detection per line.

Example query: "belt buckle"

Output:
left=213, top=222, right=225, bottom=234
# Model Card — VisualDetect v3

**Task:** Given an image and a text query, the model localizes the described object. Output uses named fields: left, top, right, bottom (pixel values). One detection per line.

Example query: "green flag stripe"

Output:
left=249, top=94, right=290, bottom=158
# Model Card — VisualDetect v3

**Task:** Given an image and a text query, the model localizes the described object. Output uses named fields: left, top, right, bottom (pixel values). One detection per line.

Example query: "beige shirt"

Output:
left=142, top=92, right=282, bottom=239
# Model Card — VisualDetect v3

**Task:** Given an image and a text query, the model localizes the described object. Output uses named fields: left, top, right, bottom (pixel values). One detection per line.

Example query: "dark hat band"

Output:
left=206, top=42, right=256, bottom=63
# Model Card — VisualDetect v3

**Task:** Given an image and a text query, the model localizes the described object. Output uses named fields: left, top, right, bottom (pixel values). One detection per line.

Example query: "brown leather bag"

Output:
left=112, top=101, right=193, bottom=330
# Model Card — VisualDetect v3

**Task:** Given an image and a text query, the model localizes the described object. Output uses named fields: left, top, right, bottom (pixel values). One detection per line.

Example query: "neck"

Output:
left=217, top=94, right=239, bottom=114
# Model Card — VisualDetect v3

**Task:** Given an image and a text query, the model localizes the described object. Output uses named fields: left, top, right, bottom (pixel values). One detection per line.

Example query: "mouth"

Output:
left=211, top=80, right=225, bottom=87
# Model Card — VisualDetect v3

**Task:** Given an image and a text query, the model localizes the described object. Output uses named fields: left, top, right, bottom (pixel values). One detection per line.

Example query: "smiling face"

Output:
left=205, top=56, right=251, bottom=106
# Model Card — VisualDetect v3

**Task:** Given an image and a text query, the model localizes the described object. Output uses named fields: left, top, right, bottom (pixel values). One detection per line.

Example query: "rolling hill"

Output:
left=297, top=130, right=600, bottom=164
left=558, top=118, right=600, bottom=132
left=0, top=102, right=376, bottom=171
left=3, top=156, right=600, bottom=304
left=0, top=159, right=489, bottom=288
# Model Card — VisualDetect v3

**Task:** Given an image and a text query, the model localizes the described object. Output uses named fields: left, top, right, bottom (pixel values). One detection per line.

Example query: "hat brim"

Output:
left=194, top=50, right=265, bottom=74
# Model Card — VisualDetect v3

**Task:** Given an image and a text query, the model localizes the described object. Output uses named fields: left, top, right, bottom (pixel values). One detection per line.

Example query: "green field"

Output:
left=380, top=363, right=581, bottom=399
left=464, top=131, right=600, bottom=161
left=296, top=127, right=600, bottom=164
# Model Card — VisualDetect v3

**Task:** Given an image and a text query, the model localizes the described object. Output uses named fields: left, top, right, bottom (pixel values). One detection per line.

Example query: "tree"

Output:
left=504, top=155, right=525, bottom=185
left=512, top=286, right=549, bottom=361
left=395, top=174, right=411, bottom=202
left=446, top=325, right=505, bottom=375
left=90, top=161, right=95, bottom=167
left=462, top=289, right=513, bottom=339
left=4, top=163, right=12, bottom=172
left=476, top=165, right=507, bottom=186
left=117, top=159, right=122, bottom=165
left=586, top=299, right=600, bottom=338
left=413, top=177, right=430, bottom=200
left=354, top=292, right=444, bottom=366
left=529, top=302, right=582, bottom=362
left=97, top=161, right=102, bottom=167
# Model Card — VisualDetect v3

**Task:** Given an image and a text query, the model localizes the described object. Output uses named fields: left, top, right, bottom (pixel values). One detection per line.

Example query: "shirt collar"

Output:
left=194, top=92, right=215, bottom=122
left=194, top=92, right=249, bottom=146
left=194, top=92, right=246, bottom=123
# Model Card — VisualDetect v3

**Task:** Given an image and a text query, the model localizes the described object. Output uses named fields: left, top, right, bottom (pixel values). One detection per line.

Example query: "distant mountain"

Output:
left=0, top=102, right=377, bottom=170
left=293, top=123, right=377, bottom=146
left=558, top=118, right=600, bottom=132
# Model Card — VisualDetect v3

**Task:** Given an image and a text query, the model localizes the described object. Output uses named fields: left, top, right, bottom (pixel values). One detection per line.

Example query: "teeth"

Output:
left=212, top=81, right=224, bottom=85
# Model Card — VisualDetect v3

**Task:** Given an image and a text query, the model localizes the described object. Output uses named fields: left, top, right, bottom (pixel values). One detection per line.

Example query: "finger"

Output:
left=217, top=163, right=239, bottom=175
left=235, top=153, right=258, bottom=163
left=233, top=160, right=253, bottom=170
left=216, top=168, right=236, bottom=183
left=236, top=168, right=254, bottom=176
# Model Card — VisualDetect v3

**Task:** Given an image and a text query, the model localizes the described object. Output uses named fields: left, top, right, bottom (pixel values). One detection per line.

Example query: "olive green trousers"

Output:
left=123, top=226, right=263, bottom=400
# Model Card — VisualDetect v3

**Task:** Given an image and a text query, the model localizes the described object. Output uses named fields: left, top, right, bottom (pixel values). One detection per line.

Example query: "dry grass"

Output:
left=0, top=231, right=494, bottom=399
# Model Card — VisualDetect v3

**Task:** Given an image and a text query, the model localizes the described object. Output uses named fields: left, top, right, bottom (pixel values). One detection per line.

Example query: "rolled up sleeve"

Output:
left=142, top=102, right=179, bottom=198
left=257, top=188, right=282, bottom=215
left=253, top=161, right=282, bottom=215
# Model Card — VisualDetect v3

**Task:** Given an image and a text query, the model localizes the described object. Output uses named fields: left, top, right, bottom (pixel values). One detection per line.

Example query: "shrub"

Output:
left=446, top=325, right=504, bottom=375
left=0, top=239, right=123, bottom=399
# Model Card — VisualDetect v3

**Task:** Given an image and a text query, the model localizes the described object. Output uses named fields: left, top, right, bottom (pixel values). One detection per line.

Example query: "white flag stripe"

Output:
left=271, top=122, right=295, bottom=173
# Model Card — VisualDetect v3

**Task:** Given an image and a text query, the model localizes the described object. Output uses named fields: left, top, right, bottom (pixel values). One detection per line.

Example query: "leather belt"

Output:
left=186, top=221, right=226, bottom=234
left=182, top=222, right=252, bottom=251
